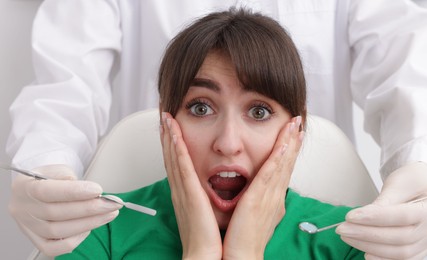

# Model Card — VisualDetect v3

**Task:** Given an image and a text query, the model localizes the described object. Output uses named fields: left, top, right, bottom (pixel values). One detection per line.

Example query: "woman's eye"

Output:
left=190, top=103, right=213, bottom=116
left=249, top=106, right=271, bottom=120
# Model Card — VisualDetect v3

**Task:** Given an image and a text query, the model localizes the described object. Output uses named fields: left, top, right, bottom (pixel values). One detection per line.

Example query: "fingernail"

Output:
left=103, top=200, right=122, bottom=210
left=172, top=134, right=177, bottom=144
left=346, top=208, right=366, bottom=221
left=83, top=182, right=103, bottom=196
left=161, top=112, right=167, bottom=120
left=166, top=118, right=172, bottom=129
left=336, top=224, right=357, bottom=236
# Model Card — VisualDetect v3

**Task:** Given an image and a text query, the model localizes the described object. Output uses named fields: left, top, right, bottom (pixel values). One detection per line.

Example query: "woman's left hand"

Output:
left=223, top=116, right=304, bottom=259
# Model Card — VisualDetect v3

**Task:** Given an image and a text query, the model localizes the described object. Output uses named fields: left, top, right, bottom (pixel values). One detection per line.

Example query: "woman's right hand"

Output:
left=160, top=113, right=222, bottom=260
left=8, top=164, right=122, bottom=256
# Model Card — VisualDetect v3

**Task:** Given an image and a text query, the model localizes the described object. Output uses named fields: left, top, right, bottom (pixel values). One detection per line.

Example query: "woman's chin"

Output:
left=214, top=209, right=232, bottom=230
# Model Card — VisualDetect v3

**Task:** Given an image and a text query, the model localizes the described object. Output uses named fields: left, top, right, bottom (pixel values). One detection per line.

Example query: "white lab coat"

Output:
left=7, top=0, right=427, bottom=179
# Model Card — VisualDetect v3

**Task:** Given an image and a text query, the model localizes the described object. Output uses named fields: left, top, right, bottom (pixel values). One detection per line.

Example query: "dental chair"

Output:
left=30, top=108, right=378, bottom=260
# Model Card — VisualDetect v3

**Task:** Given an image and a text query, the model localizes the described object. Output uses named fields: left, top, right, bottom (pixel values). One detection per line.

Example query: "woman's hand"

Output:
left=160, top=113, right=222, bottom=260
left=223, top=116, right=304, bottom=259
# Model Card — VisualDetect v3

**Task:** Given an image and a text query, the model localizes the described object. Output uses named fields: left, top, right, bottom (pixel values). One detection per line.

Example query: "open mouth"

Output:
left=208, top=172, right=247, bottom=201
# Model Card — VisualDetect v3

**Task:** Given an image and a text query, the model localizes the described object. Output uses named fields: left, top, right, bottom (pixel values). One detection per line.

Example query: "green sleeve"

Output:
left=55, top=223, right=111, bottom=259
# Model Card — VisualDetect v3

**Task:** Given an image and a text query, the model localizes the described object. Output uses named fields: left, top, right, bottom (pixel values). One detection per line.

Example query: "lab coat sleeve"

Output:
left=6, top=0, right=122, bottom=177
left=348, top=0, right=427, bottom=179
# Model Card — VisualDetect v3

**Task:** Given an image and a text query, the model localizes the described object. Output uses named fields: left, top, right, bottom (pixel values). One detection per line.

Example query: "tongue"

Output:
left=209, top=175, right=247, bottom=200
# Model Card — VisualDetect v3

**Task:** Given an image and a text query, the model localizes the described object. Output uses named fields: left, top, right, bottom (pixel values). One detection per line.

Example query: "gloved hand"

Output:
left=337, top=162, right=427, bottom=260
left=8, top=164, right=122, bottom=256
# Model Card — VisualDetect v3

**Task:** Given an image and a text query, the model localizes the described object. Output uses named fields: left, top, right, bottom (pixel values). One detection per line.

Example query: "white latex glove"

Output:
left=8, top=164, right=122, bottom=256
left=337, top=162, right=427, bottom=260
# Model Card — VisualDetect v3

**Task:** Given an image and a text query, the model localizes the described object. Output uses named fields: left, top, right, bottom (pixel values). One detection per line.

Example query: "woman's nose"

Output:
left=212, top=118, right=243, bottom=157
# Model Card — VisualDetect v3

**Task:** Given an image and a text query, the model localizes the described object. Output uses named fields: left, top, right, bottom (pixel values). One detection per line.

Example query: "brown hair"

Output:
left=158, top=8, right=306, bottom=122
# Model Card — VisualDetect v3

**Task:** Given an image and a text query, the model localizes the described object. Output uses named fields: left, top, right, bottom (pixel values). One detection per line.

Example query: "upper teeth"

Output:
left=217, top=171, right=241, bottom=178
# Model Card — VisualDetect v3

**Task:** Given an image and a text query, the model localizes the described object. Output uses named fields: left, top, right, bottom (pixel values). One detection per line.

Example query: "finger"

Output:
left=337, top=221, right=420, bottom=245
left=162, top=116, right=221, bottom=256
left=256, top=116, right=304, bottom=188
left=167, top=116, right=183, bottom=192
left=365, top=251, right=427, bottom=260
left=167, top=116, right=203, bottom=199
left=161, top=112, right=176, bottom=186
left=28, top=210, right=119, bottom=240
left=345, top=202, right=427, bottom=226
left=32, top=164, right=77, bottom=180
left=280, top=117, right=304, bottom=184
left=27, top=197, right=122, bottom=221
left=26, top=179, right=103, bottom=202
left=341, top=235, right=427, bottom=260
left=20, top=221, right=91, bottom=257
left=364, top=254, right=394, bottom=260
left=173, top=133, right=204, bottom=197
left=270, top=116, right=301, bottom=155
left=253, top=122, right=291, bottom=187
left=166, top=116, right=196, bottom=184
left=240, top=117, right=304, bottom=226
left=223, top=120, right=303, bottom=255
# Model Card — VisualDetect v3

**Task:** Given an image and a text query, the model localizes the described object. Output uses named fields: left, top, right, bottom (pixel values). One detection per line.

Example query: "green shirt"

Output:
left=57, top=178, right=363, bottom=259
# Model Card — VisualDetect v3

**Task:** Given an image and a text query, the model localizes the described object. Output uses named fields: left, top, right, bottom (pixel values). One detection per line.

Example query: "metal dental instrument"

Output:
left=299, top=196, right=427, bottom=234
left=100, top=194, right=157, bottom=216
left=0, top=163, right=49, bottom=180
left=0, top=163, right=157, bottom=216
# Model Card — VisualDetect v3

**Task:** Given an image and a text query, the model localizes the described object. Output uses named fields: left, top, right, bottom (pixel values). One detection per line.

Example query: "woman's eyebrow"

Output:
left=190, top=78, right=220, bottom=92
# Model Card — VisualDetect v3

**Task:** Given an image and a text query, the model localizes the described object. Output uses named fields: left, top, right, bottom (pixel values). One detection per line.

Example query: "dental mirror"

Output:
left=299, top=221, right=342, bottom=234
left=299, top=196, right=427, bottom=235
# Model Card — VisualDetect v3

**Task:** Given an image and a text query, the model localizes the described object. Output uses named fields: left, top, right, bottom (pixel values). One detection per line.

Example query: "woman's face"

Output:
left=175, top=51, right=292, bottom=229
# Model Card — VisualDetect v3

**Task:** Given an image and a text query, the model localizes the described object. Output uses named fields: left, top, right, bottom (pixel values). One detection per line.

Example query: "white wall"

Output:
left=0, top=0, right=42, bottom=258
left=0, top=0, right=425, bottom=259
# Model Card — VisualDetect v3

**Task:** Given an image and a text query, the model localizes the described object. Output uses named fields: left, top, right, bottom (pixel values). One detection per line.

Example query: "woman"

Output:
left=57, top=8, right=363, bottom=259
